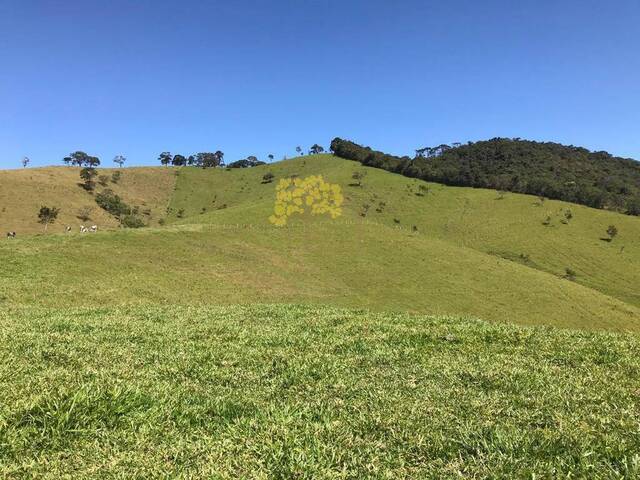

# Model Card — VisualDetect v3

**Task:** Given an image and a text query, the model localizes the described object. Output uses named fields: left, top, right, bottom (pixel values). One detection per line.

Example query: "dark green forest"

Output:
left=330, top=137, right=640, bottom=216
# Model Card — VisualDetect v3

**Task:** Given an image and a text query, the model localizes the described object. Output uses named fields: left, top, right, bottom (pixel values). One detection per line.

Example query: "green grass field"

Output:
left=1, top=305, right=639, bottom=478
left=1, top=155, right=638, bottom=330
left=1, top=155, right=640, bottom=477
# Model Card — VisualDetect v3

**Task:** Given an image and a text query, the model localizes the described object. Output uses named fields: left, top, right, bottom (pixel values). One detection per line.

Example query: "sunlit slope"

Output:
left=1, top=221, right=639, bottom=331
left=0, top=166, right=175, bottom=233
left=168, top=155, right=640, bottom=308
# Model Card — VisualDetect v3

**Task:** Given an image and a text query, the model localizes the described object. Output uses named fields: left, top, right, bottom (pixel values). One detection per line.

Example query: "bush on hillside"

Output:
left=95, top=189, right=131, bottom=218
left=120, top=214, right=145, bottom=228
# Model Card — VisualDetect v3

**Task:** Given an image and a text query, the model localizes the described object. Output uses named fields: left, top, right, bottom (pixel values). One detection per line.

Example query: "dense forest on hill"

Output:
left=330, top=137, right=640, bottom=216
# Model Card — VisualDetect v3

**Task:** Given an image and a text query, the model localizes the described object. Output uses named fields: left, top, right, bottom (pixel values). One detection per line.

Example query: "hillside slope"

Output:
left=168, top=155, right=640, bottom=309
left=1, top=155, right=639, bottom=331
left=0, top=166, right=176, bottom=233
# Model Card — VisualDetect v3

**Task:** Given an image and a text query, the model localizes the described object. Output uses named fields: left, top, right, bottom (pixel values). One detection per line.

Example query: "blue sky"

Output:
left=0, top=0, right=638, bottom=168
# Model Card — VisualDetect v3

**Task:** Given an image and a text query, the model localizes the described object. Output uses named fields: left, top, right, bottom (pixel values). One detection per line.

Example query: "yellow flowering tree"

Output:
left=269, top=175, right=344, bottom=226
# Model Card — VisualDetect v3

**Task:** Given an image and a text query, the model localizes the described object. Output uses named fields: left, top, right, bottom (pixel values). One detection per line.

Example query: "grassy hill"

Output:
left=168, top=155, right=640, bottom=309
left=1, top=304, right=638, bottom=478
left=0, top=166, right=176, bottom=234
left=0, top=155, right=639, bottom=331
left=2, top=155, right=640, bottom=477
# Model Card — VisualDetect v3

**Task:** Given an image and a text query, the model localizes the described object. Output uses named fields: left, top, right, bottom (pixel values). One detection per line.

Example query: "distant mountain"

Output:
left=330, top=137, right=640, bottom=215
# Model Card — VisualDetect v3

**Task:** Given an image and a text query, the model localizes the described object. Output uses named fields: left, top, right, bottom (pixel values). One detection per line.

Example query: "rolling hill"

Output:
left=0, top=154, right=639, bottom=331
left=2, top=154, right=640, bottom=477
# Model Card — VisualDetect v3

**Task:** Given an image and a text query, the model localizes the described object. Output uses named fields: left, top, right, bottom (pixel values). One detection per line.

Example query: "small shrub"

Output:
left=606, top=225, right=618, bottom=241
left=120, top=215, right=145, bottom=228
left=564, top=268, right=577, bottom=280
left=262, top=172, right=275, bottom=184
left=176, top=208, right=185, bottom=219
left=77, top=206, right=93, bottom=222
left=98, top=175, right=109, bottom=187
left=350, top=171, right=366, bottom=187
left=111, top=171, right=122, bottom=184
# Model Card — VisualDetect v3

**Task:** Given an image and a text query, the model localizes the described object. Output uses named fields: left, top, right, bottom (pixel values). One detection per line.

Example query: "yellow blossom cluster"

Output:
left=268, top=175, right=344, bottom=226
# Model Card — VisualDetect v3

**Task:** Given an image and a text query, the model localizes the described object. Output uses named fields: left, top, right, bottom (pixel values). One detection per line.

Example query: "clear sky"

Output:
left=1, top=0, right=638, bottom=168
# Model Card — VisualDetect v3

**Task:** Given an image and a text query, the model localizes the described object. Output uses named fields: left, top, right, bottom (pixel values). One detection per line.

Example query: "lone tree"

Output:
left=38, top=206, right=60, bottom=232
left=113, top=155, right=126, bottom=168
left=21, top=156, right=30, bottom=168
left=63, top=151, right=100, bottom=167
left=606, top=224, right=618, bottom=241
left=158, top=152, right=172, bottom=166
left=309, top=144, right=324, bottom=155
left=268, top=154, right=274, bottom=162
left=79, top=167, right=98, bottom=191
left=296, top=146, right=303, bottom=156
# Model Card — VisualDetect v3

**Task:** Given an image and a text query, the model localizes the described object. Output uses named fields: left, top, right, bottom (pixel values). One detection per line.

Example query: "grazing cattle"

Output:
left=90, top=225, right=98, bottom=232
left=80, top=225, right=88, bottom=233
left=6, top=231, right=16, bottom=238
left=65, top=226, right=72, bottom=233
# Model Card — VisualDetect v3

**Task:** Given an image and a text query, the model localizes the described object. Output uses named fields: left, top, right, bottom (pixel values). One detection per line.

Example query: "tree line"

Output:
left=330, top=137, right=640, bottom=216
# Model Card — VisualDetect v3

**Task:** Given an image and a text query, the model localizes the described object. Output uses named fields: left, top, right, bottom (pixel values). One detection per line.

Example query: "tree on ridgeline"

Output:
left=113, top=155, right=126, bottom=168
left=296, top=146, right=303, bottom=156
left=195, top=152, right=224, bottom=168
left=37, top=206, right=60, bottom=232
left=159, top=152, right=172, bottom=166
left=227, top=157, right=266, bottom=168
left=215, top=151, right=225, bottom=167
left=21, top=156, right=30, bottom=168
left=172, top=154, right=187, bottom=166
left=309, top=144, right=324, bottom=155
left=268, top=154, right=274, bottom=162
left=63, top=151, right=100, bottom=167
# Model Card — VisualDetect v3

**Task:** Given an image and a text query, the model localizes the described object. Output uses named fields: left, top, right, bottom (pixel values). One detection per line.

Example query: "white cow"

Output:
left=80, top=225, right=88, bottom=233
left=90, top=225, right=98, bottom=232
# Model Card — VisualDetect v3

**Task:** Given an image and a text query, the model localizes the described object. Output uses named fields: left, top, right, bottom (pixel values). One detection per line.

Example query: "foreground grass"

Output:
left=1, top=304, right=638, bottom=478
